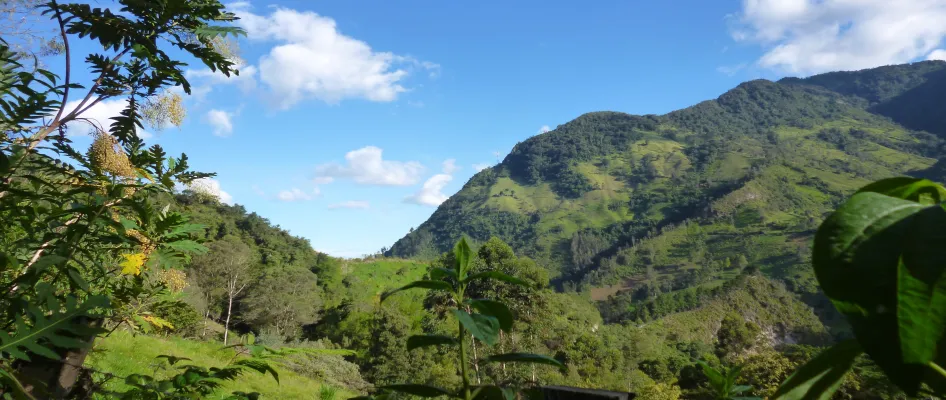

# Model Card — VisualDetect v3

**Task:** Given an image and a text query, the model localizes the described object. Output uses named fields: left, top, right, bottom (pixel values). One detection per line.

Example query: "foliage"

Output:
left=377, top=238, right=563, bottom=400
left=767, top=177, right=946, bottom=399
left=0, top=0, right=253, bottom=396
left=697, top=361, right=758, bottom=400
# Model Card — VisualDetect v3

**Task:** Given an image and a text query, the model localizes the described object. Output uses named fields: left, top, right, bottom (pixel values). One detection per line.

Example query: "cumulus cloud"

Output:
left=61, top=98, right=152, bottom=139
left=276, top=187, right=318, bottom=202
left=185, top=64, right=259, bottom=95
left=229, top=3, right=438, bottom=108
left=538, top=125, right=551, bottom=134
left=206, top=109, right=234, bottom=137
left=472, top=163, right=491, bottom=172
left=315, top=146, right=424, bottom=186
left=731, top=0, right=946, bottom=74
left=327, top=200, right=370, bottom=210
left=405, top=174, right=452, bottom=207
left=188, top=178, right=233, bottom=204
left=928, top=49, right=946, bottom=61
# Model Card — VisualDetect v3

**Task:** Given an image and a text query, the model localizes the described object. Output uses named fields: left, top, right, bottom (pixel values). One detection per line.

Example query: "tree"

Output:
left=242, top=267, right=323, bottom=339
left=715, top=313, right=760, bottom=360
left=190, top=236, right=258, bottom=345
left=0, top=0, right=245, bottom=396
left=732, top=254, right=749, bottom=271
left=379, top=238, right=563, bottom=400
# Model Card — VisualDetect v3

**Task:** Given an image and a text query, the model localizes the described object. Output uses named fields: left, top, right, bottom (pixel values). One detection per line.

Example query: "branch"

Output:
left=50, top=0, right=71, bottom=124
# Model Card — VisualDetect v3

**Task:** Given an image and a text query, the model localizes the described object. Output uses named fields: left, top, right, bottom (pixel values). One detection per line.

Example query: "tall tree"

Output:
left=242, top=267, right=323, bottom=339
left=190, top=236, right=258, bottom=344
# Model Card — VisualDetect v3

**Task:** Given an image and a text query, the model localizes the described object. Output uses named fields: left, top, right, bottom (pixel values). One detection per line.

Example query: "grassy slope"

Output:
left=87, top=331, right=355, bottom=399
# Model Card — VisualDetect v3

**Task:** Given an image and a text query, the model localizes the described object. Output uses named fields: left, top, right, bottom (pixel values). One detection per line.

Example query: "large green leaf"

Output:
left=381, top=384, right=453, bottom=398
left=452, top=309, right=499, bottom=346
left=0, top=295, right=108, bottom=361
left=484, top=352, right=563, bottom=368
left=454, top=237, right=473, bottom=280
left=812, top=191, right=946, bottom=394
left=407, top=335, right=458, bottom=351
left=697, top=361, right=726, bottom=393
left=772, top=339, right=861, bottom=400
left=468, top=299, right=514, bottom=332
left=856, top=177, right=946, bottom=204
left=381, top=280, right=454, bottom=303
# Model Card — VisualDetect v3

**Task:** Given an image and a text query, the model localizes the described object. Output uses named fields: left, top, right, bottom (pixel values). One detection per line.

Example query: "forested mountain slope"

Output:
left=387, top=61, right=946, bottom=309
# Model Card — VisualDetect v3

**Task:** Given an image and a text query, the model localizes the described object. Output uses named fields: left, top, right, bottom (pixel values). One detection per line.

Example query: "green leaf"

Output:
left=380, top=384, right=453, bottom=398
left=454, top=237, right=473, bottom=279
left=463, top=271, right=530, bottom=287
left=772, top=339, right=862, bottom=400
left=156, top=355, right=192, bottom=366
left=381, top=280, right=453, bottom=303
left=429, top=267, right=457, bottom=281
left=234, top=359, right=279, bottom=383
left=452, top=309, right=499, bottom=346
left=731, top=385, right=752, bottom=394
left=812, top=191, right=938, bottom=394
left=856, top=177, right=946, bottom=204
left=468, top=299, right=514, bottom=332
left=472, top=385, right=516, bottom=400
left=30, top=255, right=67, bottom=274
left=697, top=361, right=726, bottom=392
left=406, top=335, right=458, bottom=351
left=484, top=352, right=563, bottom=368
left=0, top=295, right=108, bottom=361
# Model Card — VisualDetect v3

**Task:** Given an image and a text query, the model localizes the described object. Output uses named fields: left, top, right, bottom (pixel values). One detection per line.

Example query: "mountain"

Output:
left=387, top=61, right=946, bottom=315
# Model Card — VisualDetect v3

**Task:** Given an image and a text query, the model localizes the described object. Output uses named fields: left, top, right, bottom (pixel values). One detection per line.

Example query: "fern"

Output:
left=0, top=293, right=108, bottom=361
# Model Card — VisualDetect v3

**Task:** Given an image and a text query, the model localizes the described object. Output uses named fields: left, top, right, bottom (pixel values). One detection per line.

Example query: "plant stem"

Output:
left=459, top=318, right=471, bottom=400
left=929, top=361, right=946, bottom=380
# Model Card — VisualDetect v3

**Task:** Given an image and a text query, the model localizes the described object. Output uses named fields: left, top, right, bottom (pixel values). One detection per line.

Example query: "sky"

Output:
left=50, top=0, right=946, bottom=257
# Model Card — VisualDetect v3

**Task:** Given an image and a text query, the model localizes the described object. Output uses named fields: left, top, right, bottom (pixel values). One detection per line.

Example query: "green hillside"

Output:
left=387, top=62, right=946, bottom=324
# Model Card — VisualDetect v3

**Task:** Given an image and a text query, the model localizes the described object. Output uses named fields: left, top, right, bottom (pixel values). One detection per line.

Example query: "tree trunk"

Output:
left=20, top=318, right=100, bottom=399
left=224, top=294, right=234, bottom=345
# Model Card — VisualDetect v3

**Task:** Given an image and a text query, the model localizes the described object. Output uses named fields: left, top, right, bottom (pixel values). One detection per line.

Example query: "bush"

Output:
left=150, top=301, right=203, bottom=337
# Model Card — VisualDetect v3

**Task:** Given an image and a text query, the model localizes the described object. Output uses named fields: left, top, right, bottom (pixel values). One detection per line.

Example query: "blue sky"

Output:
left=57, top=0, right=946, bottom=257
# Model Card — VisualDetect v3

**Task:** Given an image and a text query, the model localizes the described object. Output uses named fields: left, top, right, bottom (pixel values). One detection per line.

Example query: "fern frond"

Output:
left=0, top=295, right=108, bottom=361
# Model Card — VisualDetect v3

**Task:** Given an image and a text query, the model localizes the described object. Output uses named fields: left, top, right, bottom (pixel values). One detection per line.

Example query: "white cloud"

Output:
left=188, top=178, right=233, bottom=204
left=442, top=159, right=459, bottom=174
left=61, top=98, right=152, bottom=139
left=928, top=49, right=946, bottom=61
left=472, top=163, right=491, bottom=172
left=312, top=176, right=335, bottom=185
left=538, top=125, right=551, bottom=134
left=405, top=174, right=452, bottom=207
left=230, top=3, right=437, bottom=108
left=276, top=187, right=317, bottom=202
left=315, top=146, right=424, bottom=186
left=184, top=65, right=259, bottom=91
left=731, top=0, right=946, bottom=74
left=327, top=200, right=370, bottom=210
left=206, top=109, right=234, bottom=137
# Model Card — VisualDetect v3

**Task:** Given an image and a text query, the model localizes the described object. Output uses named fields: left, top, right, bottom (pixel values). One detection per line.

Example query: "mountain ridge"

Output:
left=387, top=61, right=946, bottom=314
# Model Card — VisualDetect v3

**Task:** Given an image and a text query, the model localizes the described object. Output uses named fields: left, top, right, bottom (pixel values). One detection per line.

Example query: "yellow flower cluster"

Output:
left=142, top=91, right=186, bottom=129
left=88, top=131, right=135, bottom=177
left=156, top=268, right=188, bottom=293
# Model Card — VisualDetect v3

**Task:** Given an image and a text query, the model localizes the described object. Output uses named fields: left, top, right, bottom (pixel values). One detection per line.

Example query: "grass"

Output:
left=86, top=331, right=355, bottom=399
